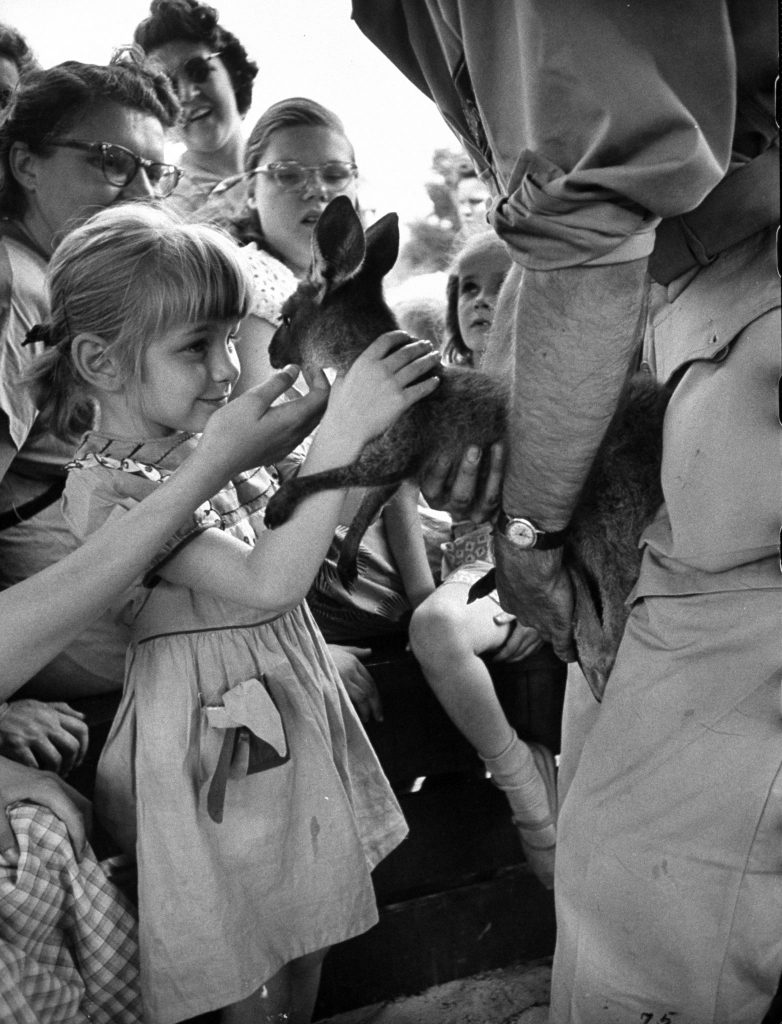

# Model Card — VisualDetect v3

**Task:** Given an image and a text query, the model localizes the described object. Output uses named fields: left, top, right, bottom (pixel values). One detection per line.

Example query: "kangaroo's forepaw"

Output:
left=264, top=490, right=295, bottom=530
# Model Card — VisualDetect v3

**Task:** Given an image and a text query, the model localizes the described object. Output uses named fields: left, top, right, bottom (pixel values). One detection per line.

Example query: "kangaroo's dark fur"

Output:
left=265, top=196, right=670, bottom=699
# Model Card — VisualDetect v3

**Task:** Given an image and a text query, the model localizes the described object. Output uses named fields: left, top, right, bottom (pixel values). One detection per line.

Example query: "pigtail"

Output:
left=22, top=324, right=96, bottom=442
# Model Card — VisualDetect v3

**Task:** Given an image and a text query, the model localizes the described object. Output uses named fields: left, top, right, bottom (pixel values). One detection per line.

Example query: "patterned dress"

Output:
left=240, top=243, right=297, bottom=321
left=62, top=433, right=407, bottom=1024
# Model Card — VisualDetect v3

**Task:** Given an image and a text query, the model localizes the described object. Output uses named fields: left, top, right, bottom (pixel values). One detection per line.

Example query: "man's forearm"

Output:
left=501, top=259, right=649, bottom=528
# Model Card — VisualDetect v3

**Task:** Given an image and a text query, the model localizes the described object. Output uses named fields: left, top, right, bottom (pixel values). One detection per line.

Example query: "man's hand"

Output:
left=0, top=700, right=88, bottom=776
left=494, top=535, right=577, bottom=663
left=421, top=441, right=505, bottom=523
left=0, top=754, right=91, bottom=858
left=490, top=613, right=544, bottom=663
left=327, top=644, right=383, bottom=723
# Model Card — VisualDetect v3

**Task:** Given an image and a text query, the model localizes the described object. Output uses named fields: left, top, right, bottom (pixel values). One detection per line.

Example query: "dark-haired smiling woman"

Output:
left=134, top=0, right=259, bottom=223
left=0, top=22, right=38, bottom=110
left=0, top=54, right=180, bottom=736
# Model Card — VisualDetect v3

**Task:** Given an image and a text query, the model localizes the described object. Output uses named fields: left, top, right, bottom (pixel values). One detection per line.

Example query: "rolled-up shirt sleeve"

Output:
left=354, top=0, right=736, bottom=268
left=481, top=1, right=734, bottom=268
left=489, top=150, right=661, bottom=269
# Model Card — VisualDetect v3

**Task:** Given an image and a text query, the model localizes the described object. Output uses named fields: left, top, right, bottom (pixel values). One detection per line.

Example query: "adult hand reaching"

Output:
left=0, top=700, right=88, bottom=776
left=328, top=644, right=383, bottom=723
left=490, top=613, right=544, bottom=663
left=421, top=441, right=505, bottom=524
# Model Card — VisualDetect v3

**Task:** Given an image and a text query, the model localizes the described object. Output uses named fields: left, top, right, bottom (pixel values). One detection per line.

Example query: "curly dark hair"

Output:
left=0, top=56, right=179, bottom=218
left=134, top=0, right=258, bottom=116
left=0, top=22, right=39, bottom=79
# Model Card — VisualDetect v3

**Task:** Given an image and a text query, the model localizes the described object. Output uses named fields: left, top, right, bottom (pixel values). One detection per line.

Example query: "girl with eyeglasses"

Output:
left=219, top=97, right=362, bottom=396
left=134, top=0, right=258, bottom=224
left=0, top=56, right=180, bottom=765
left=233, top=98, right=360, bottom=279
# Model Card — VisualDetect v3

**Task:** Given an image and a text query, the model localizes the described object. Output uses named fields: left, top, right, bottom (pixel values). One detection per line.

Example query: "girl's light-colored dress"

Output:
left=62, top=433, right=408, bottom=1024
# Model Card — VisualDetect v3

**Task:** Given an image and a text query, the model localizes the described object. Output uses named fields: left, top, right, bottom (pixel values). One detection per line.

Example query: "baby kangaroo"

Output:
left=266, top=194, right=508, bottom=573
left=265, top=195, right=670, bottom=700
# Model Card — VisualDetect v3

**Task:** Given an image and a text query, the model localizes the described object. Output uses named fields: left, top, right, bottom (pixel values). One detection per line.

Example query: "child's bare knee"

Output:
left=410, top=592, right=468, bottom=656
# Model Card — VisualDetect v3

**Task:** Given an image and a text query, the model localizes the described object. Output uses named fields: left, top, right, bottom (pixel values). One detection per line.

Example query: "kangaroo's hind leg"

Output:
left=265, top=462, right=410, bottom=530
left=336, top=483, right=399, bottom=588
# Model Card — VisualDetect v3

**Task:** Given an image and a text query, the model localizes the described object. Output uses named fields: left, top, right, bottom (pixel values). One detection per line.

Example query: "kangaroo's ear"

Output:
left=361, top=212, right=399, bottom=282
left=310, top=195, right=366, bottom=296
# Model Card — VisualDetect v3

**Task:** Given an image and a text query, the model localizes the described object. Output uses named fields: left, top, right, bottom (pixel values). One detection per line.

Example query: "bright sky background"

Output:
left=2, top=0, right=460, bottom=222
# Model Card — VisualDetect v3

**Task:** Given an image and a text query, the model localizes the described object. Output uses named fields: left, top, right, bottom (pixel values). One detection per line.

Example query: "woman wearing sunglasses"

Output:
left=0, top=55, right=179, bottom=764
left=0, top=22, right=38, bottom=112
left=134, top=0, right=258, bottom=223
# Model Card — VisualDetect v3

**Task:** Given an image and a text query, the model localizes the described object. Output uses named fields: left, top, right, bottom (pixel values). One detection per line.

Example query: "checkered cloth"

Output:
left=0, top=803, right=142, bottom=1023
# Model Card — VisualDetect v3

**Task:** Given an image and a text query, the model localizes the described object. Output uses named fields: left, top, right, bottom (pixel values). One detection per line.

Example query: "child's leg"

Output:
left=409, top=583, right=557, bottom=888
left=409, top=580, right=518, bottom=755
left=220, top=948, right=328, bottom=1024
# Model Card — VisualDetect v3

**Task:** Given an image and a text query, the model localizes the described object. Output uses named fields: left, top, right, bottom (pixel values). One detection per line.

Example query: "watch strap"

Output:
left=496, top=510, right=568, bottom=550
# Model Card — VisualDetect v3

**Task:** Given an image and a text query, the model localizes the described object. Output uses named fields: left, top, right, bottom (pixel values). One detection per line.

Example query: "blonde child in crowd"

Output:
left=29, top=203, right=441, bottom=1024
left=409, top=230, right=559, bottom=890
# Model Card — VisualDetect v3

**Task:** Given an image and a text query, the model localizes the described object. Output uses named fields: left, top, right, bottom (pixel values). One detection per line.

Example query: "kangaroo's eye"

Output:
left=280, top=314, right=292, bottom=327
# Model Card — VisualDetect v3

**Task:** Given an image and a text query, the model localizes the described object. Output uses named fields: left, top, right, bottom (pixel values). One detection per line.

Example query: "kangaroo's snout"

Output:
left=265, top=197, right=401, bottom=376
left=268, top=324, right=296, bottom=369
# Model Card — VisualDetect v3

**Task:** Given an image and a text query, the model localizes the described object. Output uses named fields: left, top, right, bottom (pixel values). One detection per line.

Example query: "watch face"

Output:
left=506, top=518, right=537, bottom=548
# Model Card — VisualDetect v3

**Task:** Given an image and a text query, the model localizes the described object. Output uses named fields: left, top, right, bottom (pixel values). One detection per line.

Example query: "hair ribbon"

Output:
left=22, top=323, right=54, bottom=347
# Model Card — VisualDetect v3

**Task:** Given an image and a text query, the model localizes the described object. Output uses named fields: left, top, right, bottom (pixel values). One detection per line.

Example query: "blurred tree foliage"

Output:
left=397, top=148, right=475, bottom=277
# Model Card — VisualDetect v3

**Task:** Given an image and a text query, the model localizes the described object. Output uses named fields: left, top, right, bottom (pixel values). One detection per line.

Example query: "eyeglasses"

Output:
left=46, top=140, right=182, bottom=198
left=253, top=160, right=358, bottom=194
left=167, top=51, right=223, bottom=92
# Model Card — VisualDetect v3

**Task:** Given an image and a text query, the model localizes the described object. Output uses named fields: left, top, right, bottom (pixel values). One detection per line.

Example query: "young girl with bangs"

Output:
left=28, top=202, right=440, bottom=1024
left=409, top=230, right=560, bottom=891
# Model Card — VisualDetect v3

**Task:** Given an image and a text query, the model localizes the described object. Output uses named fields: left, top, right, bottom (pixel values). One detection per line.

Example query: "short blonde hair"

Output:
left=29, top=202, right=253, bottom=440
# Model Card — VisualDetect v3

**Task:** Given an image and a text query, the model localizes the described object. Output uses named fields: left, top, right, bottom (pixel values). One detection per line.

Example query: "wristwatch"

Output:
left=495, top=510, right=568, bottom=550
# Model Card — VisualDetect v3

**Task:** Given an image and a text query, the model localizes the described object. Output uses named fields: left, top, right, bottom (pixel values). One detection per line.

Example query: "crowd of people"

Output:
left=0, top=1, right=778, bottom=1022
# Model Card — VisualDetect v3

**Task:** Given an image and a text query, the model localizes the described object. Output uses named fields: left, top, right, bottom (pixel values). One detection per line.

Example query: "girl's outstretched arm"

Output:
left=160, top=333, right=441, bottom=617
left=0, top=370, right=313, bottom=699
left=383, top=481, right=436, bottom=609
